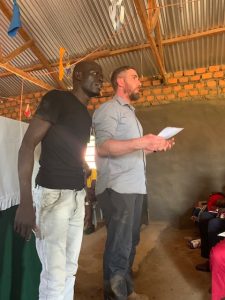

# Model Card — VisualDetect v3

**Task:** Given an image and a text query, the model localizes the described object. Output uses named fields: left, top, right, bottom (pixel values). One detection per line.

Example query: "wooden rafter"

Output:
left=151, top=0, right=165, bottom=69
left=3, top=40, right=34, bottom=63
left=0, top=26, right=225, bottom=79
left=133, top=0, right=166, bottom=80
left=0, top=1, right=65, bottom=89
left=0, top=61, right=53, bottom=90
left=162, top=27, right=225, bottom=45
left=0, top=44, right=152, bottom=78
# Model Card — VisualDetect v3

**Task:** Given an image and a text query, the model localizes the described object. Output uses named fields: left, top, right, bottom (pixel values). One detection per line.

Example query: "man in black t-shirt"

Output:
left=14, top=60, right=103, bottom=300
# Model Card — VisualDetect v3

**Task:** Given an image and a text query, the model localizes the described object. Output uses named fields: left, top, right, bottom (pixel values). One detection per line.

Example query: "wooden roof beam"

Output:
left=133, top=0, right=166, bottom=81
left=162, top=27, right=225, bottom=45
left=3, top=40, right=34, bottom=63
left=0, top=1, right=65, bottom=90
left=151, top=0, right=165, bottom=69
left=0, top=61, right=54, bottom=90
left=0, top=44, right=152, bottom=78
left=1, top=26, right=225, bottom=79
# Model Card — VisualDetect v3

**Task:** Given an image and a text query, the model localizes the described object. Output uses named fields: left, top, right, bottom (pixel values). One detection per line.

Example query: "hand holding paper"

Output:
left=158, top=127, right=183, bottom=139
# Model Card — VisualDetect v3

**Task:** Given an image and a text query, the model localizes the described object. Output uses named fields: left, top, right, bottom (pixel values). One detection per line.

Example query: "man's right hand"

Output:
left=140, top=134, right=174, bottom=152
left=14, top=203, right=36, bottom=241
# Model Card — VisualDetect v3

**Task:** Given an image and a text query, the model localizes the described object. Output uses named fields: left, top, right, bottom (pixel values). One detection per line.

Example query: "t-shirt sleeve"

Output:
left=34, top=90, right=62, bottom=124
left=92, top=102, right=119, bottom=145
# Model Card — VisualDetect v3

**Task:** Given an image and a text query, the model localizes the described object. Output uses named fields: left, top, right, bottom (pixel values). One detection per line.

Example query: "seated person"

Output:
left=196, top=192, right=225, bottom=272
left=84, top=168, right=97, bottom=234
left=210, top=239, right=225, bottom=300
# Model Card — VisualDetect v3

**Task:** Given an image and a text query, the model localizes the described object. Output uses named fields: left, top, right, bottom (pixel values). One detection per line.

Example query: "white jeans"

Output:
left=33, top=186, right=85, bottom=300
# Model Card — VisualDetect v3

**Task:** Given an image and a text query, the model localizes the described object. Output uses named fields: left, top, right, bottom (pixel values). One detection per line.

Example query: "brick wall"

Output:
left=1, top=64, right=225, bottom=120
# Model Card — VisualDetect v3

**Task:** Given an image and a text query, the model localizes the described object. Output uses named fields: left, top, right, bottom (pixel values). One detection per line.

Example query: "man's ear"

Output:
left=117, top=77, right=124, bottom=88
left=74, top=71, right=83, bottom=81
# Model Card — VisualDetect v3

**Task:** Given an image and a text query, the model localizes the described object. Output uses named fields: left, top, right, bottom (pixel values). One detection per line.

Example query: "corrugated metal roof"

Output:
left=1, top=0, right=225, bottom=97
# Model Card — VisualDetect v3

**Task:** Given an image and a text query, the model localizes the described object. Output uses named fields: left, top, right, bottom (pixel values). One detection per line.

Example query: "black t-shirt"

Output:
left=35, top=90, right=91, bottom=190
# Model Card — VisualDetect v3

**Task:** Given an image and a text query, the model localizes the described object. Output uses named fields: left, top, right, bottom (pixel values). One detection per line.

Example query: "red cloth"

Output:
left=210, top=239, right=225, bottom=300
left=207, top=193, right=225, bottom=211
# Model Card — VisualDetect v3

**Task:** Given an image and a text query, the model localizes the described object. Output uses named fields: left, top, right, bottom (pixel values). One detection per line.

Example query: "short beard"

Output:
left=129, top=92, right=140, bottom=101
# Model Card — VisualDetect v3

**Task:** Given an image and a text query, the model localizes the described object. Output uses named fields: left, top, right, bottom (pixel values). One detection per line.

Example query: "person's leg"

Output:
left=198, top=211, right=216, bottom=258
left=208, top=218, right=225, bottom=250
left=210, top=239, right=225, bottom=300
left=127, top=195, right=143, bottom=296
left=98, top=189, right=137, bottom=300
left=64, top=189, right=85, bottom=300
left=34, top=187, right=78, bottom=300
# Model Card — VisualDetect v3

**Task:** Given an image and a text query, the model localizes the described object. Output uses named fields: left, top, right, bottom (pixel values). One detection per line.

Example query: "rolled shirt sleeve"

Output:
left=92, top=101, right=119, bottom=145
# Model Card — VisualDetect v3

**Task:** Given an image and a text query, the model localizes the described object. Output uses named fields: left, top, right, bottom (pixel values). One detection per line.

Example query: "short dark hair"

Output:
left=110, top=66, right=137, bottom=91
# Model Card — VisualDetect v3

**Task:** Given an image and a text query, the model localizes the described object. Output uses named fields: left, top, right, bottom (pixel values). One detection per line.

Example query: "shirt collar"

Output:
left=113, top=95, right=135, bottom=111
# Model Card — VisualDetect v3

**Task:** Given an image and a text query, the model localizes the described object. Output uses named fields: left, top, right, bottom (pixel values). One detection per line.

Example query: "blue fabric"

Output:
left=97, top=189, right=143, bottom=300
left=8, top=0, right=21, bottom=37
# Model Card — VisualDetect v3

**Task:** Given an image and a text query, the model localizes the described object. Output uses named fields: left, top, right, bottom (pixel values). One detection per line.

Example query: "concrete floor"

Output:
left=75, top=222, right=211, bottom=300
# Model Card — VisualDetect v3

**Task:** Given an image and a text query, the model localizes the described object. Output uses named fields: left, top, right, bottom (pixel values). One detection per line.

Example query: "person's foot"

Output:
left=84, top=224, right=95, bottom=235
left=127, top=291, right=149, bottom=300
left=195, top=260, right=210, bottom=272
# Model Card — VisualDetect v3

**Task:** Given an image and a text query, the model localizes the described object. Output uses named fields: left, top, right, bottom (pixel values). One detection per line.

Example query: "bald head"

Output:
left=72, top=60, right=103, bottom=98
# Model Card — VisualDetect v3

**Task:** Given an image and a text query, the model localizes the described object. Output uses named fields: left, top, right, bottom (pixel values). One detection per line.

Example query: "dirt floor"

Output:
left=75, top=222, right=211, bottom=300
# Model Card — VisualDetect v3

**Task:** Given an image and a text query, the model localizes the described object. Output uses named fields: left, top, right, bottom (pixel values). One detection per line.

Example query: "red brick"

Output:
left=166, top=94, right=176, bottom=100
left=142, top=80, right=152, bottom=87
left=196, top=83, right=205, bottom=89
left=174, top=71, right=183, bottom=78
left=152, top=80, right=161, bottom=86
left=99, top=97, right=107, bottom=103
left=199, top=89, right=209, bottom=95
left=3, top=109, right=9, bottom=113
left=213, top=71, right=224, bottom=78
left=87, top=104, right=94, bottom=110
left=34, top=92, right=42, bottom=98
left=178, top=77, right=188, bottom=83
left=196, top=67, right=207, bottom=74
left=103, top=82, right=111, bottom=87
left=184, top=84, right=194, bottom=90
left=209, top=65, right=220, bottom=72
left=137, top=97, right=145, bottom=103
left=5, top=102, right=11, bottom=108
left=140, top=76, right=150, bottom=82
left=190, top=75, right=201, bottom=81
left=11, top=112, right=18, bottom=118
left=104, top=87, right=113, bottom=93
left=178, top=91, right=187, bottom=98
left=219, top=80, right=225, bottom=87
left=162, top=87, right=172, bottom=94
left=156, top=95, right=165, bottom=101
left=202, top=73, right=212, bottom=80
left=189, top=90, right=199, bottom=96
left=0, top=104, right=5, bottom=109
left=167, top=78, right=177, bottom=84
left=207, top=80, right=217, bottom=88
left=147, top=95, right=154, bottom=102
left=184, top=70, right=195, bottom=76
left=209, top=90, right=218, bottom=95
left=5, top=113, right=12, bottom=118
left=153, top=88, right=162, bottom=95
left=95, top=104, right=101, bottom=109
left=143, top=89, right=150, bottom=96
left=91, top=98, right=99, bottom=104
left=173, top=85, right=182, bottom=92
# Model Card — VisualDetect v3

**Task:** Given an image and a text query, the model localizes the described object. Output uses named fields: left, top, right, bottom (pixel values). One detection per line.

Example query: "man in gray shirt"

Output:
left=93, top=66, right=174, bottom=300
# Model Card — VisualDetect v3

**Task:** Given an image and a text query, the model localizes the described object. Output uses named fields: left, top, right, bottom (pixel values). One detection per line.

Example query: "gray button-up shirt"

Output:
left=92, top=95, right=147, bottom=195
